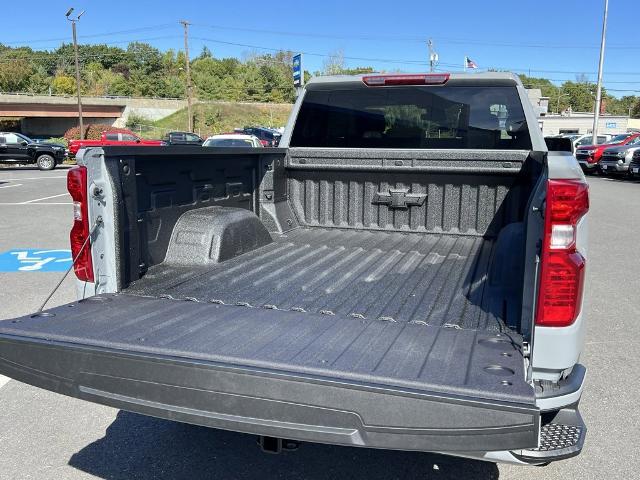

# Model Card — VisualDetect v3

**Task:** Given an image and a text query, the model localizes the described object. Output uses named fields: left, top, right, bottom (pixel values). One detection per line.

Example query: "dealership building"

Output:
left=526, top=88, right=631, bottom=136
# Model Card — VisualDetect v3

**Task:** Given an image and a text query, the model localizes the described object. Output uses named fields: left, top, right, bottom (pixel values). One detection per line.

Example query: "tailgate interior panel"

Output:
left=0, top=294, right=538, bottom=451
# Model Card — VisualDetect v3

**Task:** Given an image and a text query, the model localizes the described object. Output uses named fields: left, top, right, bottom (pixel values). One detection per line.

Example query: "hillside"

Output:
left=135, top=101, right=293, bottom=138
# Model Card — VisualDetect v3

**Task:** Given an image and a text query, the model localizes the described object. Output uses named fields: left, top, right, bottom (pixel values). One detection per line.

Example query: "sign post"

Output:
left=293, top=53, right=303, bottom=95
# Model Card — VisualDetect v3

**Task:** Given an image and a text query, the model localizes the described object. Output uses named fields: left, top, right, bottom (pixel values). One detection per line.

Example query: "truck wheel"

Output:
left=36, top=154, right=56, bottom=171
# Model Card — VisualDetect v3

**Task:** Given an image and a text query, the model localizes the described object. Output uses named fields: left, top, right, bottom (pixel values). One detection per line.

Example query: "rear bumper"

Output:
left=0, top=334, right=541, bottom=455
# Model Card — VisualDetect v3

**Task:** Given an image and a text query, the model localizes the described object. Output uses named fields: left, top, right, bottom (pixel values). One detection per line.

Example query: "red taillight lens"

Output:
left=362, top=73, right=450, bottom=86
left=535, top=179, right=589, bottom=327
left=67, top=166, right=94, bottom=282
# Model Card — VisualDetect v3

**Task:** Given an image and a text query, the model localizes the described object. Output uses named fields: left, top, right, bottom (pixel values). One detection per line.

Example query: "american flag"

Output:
left=465, top=56, right=478, bottom=69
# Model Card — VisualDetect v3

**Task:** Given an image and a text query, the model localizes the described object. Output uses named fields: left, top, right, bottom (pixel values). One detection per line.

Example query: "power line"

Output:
left=191, top=23, right=640, bottom=50
left=190, top=36, right=428, bottom=65
left=1, top=24, right=177, bottom=46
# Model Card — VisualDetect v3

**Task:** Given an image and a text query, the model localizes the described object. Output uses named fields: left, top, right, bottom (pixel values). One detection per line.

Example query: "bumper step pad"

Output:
left=513, top=408, right=586, bottom=463
left=534, top=423, right=584, bottom=452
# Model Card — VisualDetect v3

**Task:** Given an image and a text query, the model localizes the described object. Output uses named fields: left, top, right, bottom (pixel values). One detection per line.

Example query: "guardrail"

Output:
left=0, top=92, right=293, bottom=108
left=0, top=91, right=184, bottom=101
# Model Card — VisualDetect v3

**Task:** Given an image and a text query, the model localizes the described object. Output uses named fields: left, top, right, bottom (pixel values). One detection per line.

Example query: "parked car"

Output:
left=564, top=133, right=611, bottom=154
left=0, top=72, right=589, bottom=466
left=68, top=131, right=163, bottom=157
left=628, top=149, right=640, bottom=179
left=203, top=134, right=263, bottom=148
left=161, top=131, right=203, bottom=146
left=242, top=127, right=282, bottom=147
left=599, top=136, right=640, bottom=176
left=0, top=132, right=66, bottom=170
left=576, top=132, right=640, bottom=173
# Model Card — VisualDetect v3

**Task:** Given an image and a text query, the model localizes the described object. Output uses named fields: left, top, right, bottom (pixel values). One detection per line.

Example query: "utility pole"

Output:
left=592, top=0, right=609, bottom=139
left=66, top=8, right=85, bottom=139
left=428, top=39, right=438, bottom=73
left=180, top=20, right=193, bottom=133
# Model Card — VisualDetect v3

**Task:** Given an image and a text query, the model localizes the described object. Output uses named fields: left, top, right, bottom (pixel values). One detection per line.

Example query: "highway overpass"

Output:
left=0, top=94, right=186, bottom=136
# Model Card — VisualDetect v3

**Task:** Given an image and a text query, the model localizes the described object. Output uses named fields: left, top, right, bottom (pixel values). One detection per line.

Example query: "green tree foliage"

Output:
left=0, top=54, right=34, bottom=91
left=631, top=99, right=640, bottom=119
left=518, top=74, right=637, bottom=116
left=51, top=74, right=76, bottom=94
left=1, top=41, right=637, bottom=116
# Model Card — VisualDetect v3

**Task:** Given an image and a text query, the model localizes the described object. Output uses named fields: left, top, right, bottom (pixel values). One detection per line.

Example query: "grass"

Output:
left=135, top=101, right=294, bottom=139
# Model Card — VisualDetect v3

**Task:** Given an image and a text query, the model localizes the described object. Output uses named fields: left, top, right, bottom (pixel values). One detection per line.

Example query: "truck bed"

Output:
left=0, top=228, right=536, bottom=453
left=128, top=227, right=513, bottom=331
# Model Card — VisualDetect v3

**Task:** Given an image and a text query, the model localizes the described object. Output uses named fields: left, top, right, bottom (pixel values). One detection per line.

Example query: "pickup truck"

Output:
left=576, top=132, right=640, bottom=173
left=0, top=73, right=589, bottom=466
left=68, top=131, right=163, bottom=157
left=599, top=136, right=640, bottom=176
left=0, top=132, right=66, bottom=170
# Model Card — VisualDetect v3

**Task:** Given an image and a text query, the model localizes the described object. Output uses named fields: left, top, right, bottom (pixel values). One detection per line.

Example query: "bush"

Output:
left=41, top=137, right=68, bottom=147
left=125, top=113, right=151, bottom=129
left=63, top=124, right=134, bottom=141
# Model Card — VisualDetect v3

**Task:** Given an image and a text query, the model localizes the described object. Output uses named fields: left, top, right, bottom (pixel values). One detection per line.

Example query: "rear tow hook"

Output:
left=258, top=436, right=300, bottom=454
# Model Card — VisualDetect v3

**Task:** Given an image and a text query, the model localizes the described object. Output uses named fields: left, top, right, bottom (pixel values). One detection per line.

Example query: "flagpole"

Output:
left=464, top=56, right=467, bottom=73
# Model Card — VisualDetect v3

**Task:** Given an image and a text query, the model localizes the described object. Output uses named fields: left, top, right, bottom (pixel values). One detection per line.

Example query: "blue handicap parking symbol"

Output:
left=0, top=249, right=72, bottom=272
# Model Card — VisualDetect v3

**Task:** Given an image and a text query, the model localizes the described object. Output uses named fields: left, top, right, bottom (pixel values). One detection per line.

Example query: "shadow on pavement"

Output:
left=69, top=411, right=499, bottom=480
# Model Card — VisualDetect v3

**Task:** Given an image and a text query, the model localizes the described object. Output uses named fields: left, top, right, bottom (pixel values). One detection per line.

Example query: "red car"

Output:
left=575, top=132, right=640, bottom=173
left=68, top=131, right=163, bottom=157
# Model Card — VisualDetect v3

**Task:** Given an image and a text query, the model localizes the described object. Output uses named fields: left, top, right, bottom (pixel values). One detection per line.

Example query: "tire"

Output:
left=36, top=154, right=56, bottom=171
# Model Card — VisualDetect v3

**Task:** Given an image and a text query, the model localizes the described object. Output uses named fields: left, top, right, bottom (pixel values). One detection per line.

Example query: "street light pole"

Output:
left=180, top=20, right=193, bottom=133
left=66, top=8, right=85, bottom=140
left=591, top=0, right=609, bottom=138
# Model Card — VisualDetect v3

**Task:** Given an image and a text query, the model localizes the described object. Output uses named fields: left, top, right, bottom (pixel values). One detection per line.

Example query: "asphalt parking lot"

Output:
left=0, top=166, right=639, bottom=480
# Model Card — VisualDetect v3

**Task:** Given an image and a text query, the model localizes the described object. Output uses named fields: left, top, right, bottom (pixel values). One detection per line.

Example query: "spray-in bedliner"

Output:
left=128, top=227, right=512, bottom=331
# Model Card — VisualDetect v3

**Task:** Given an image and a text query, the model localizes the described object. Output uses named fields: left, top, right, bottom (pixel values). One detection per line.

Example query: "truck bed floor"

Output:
left=130, top=227, right=507, bottom=331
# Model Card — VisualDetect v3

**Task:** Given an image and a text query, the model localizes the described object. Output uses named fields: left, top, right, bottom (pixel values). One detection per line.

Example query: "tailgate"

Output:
left=0, top=294, right=539, bottom=452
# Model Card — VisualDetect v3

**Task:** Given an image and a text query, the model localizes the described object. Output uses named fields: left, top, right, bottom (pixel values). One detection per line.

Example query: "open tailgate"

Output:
left=0, top=294, right=539, bottom=452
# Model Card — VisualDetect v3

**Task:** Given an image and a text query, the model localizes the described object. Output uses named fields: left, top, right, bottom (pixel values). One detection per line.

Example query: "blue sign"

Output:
left=606, top=122, right=617, bottom=129
left=0, top=249, right=72, bottom=272
left=292, top=54, right=303, bottom=87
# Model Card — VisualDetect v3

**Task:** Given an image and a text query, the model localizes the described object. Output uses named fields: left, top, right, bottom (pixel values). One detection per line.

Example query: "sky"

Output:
left=2, top=0, right=637, bottom=97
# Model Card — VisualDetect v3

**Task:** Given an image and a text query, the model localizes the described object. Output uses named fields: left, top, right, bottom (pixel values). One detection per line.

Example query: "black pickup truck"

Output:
left=0, top=73, right=590, bottom=466
left=0, top=132, right=66, bottom=170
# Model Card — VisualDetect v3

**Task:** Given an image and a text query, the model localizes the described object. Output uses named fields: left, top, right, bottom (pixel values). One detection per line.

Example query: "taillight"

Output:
left=362, top=73, right=450, bottom=86
left=535, top=179, right=589, bottom=327
left=67, top=166, right=94, bottom=282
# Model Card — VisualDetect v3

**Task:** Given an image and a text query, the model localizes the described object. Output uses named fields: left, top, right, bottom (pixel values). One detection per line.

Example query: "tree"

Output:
left=632, top=99, right=640, bottom=119
left=0, top=57, right=34, bottom=92
left=51, top=74, right=76, bottom=94
left=196, top=46, right=213, bottom=60
left=561, top=81, right=600, bottom=113
left=28, top=65, right=51, bottom=94
left=322, top=49, right=345, bottom=75
left=125, top=42, right=163, bottom=75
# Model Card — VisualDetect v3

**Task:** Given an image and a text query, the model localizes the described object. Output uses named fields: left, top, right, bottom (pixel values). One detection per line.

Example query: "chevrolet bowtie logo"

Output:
left=372, top=189, right=427, bottom=209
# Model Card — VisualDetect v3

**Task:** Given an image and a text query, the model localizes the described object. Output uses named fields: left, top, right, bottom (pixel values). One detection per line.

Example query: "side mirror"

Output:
left=21, top=141, right=28, bottom=146
left=135, top=139, right=141, bottom=143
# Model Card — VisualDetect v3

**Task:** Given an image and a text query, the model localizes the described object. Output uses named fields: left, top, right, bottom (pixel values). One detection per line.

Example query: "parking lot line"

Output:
left=0, top=176, right=67, bottom=181
left=0, top=183, right=23, bottom=189
left=21, top=193, right=69, bottom=204
left=0, top=202, right=71, bottom=206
